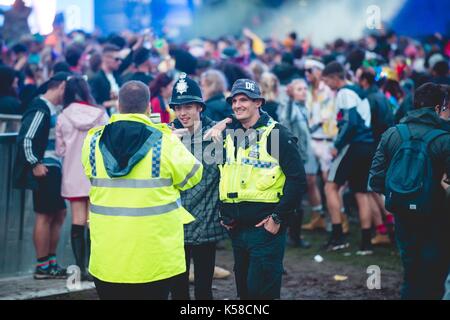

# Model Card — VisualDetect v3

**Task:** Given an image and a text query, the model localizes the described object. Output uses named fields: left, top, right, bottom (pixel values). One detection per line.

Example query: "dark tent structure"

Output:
left=390, top=0, right=450, bottom=37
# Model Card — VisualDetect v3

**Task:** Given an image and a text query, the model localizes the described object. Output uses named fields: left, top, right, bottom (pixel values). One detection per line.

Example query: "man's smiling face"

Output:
left=232, top=94, right=261, bottom=122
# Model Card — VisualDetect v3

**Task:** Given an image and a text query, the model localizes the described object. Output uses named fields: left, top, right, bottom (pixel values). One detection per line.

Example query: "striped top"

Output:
left=39, top=97, right=62, bottom=167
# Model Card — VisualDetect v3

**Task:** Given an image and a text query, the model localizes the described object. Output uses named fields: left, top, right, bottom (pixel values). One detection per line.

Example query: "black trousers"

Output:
left=94, top=277, right=172, bottom=300
left=394, top=212, right=450, bottom=299
left=170, top=242, right=217, bottom=300
left=230, top=227, right=286, bottom=300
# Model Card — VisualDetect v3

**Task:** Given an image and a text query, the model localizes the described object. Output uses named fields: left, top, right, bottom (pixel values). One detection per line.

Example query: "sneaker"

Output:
left=48, top=264, right=68, bottom=279
left=322, top=237, right=350, bottom=252
left=356, top=244, right=374, bottom=256
left=371, top=233, right=391, bottom=246
left=34, top=266, right=51, bottom=280
left=356, top=249, right=374, bottom=256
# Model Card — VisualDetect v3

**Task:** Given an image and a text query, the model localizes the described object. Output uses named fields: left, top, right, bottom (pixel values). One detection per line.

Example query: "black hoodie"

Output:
left=99, top=120, right=162, bottom=178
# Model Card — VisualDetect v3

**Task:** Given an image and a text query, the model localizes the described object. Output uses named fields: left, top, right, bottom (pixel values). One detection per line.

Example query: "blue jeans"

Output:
left=394, top=212, right=450, bottom=300
left=230, top=226, right=286, bottom=300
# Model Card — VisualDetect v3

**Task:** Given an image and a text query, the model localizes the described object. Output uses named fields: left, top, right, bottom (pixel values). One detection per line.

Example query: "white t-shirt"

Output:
left=105, top=72, right=119, bottom=96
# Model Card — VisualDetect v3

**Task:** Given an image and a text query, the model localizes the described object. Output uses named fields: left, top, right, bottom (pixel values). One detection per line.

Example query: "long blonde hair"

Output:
left=200, top=69, right=228, bottom=97
left=248, top=60, right=268, bottom=83
left=260, top=72, right=279, bottom=102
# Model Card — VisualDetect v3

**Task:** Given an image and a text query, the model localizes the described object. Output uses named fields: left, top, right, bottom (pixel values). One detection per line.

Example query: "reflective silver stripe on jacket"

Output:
left=90, top=200, right=181, bottom=217
left=91, top=178, right=173, bottom=188
left=176, top=162, right=201, bottom=188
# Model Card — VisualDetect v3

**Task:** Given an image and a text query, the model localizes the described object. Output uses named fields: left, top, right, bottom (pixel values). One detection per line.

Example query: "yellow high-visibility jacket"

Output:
left=81, top=113, right=202, bottom=283
left=219, top=119, right=285, bottom=203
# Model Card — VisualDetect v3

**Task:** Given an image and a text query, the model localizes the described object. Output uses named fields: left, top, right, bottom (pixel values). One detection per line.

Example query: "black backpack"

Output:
left=385, top=124, right=448, bottom=214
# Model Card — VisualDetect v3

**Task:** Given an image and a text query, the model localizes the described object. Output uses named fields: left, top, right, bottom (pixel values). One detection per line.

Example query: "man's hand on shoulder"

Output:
left=204, top=117, right=232, bottom=142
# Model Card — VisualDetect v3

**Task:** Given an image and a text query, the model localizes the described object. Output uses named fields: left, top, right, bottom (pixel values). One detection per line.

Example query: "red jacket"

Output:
left=151, top=95, right=171, bottom=124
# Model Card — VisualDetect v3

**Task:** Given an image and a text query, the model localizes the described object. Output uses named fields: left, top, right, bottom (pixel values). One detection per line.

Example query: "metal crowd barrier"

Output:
left=0, top=134, right=73, bottom=278
left=0, top=114, right=22, bottom=134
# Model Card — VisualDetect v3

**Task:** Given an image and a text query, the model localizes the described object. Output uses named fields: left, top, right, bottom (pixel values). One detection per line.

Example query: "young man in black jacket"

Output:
left=358, top=69, right=395, bottom=145
left=14, top=72, right=70, bottom=279
left=88, top=44, right=122, bottom=113
left=358, top=69, right=395, bottom=246
left=369, top=83, right=450, bottom=299
left=215, top=79, right=307, bottom=299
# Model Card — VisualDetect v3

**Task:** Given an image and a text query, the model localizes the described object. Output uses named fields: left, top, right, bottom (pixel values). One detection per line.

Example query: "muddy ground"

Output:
left=40, top=225, right=403, bottom=300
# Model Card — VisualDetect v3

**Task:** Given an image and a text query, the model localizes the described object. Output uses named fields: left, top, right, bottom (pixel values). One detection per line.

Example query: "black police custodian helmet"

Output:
left=169, top=73, right=205, bottom=109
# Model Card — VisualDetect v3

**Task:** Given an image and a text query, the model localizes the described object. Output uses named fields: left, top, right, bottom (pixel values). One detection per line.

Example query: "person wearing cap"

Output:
left=213, top=78, right=307, bottom=299
left=14, top=72, right=71, bottom=280
left=167, top=73, right=228, bottom=300
left=301, top=58, right=338, bottom=232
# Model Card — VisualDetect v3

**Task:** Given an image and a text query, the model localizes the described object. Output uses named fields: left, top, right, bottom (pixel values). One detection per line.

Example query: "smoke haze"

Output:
left=187, top=0, right=406, bottom=45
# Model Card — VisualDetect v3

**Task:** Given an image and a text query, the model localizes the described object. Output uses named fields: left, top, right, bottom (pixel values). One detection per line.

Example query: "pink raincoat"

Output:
left=56, top=102, right=109, bottom=198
